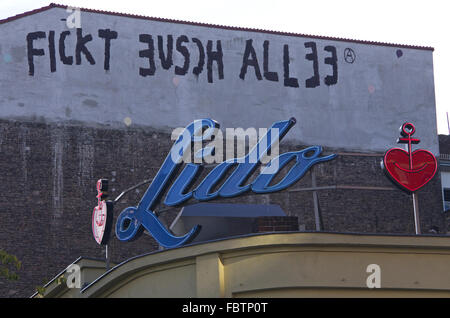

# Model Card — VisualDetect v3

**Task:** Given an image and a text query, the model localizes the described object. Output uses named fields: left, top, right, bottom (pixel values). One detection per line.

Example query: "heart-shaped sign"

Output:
left=92, top=201, right=113, bottom=245
left=383, top=148, right=437, bottom=192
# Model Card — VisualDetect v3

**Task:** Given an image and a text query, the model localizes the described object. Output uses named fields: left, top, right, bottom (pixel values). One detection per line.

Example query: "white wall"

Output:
left=0, top=7, right=439, bottom=154
left=441, top=172, right=450, bottom=188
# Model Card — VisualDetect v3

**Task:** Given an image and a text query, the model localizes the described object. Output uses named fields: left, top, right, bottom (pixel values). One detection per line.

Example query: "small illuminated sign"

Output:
left=382, top=122, right=437, bottom=192
left=92, top=179, right=113, bottom=245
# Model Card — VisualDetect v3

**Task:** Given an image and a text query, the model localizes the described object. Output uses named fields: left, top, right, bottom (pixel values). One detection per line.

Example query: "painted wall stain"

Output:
left=65, top=106, right=72, bottom=117
left=51, top=128, right=64, bottom=223
left=11, top=46, right=26, bottom=63
left=78, top=143, right=94, bottom=188
left=82, top=99, right=98, bottom=108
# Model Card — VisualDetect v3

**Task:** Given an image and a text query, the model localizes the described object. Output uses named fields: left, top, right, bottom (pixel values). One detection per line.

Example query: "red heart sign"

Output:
left=383, top=148, right=437, bottom=192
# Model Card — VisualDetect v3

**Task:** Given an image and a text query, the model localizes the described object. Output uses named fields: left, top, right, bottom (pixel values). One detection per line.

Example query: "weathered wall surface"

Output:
left=0, top=119, right=446, bottom=297
left=0, top=6, right=438, bottom=154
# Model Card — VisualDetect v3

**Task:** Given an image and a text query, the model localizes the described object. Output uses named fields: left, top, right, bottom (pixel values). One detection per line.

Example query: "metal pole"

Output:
left=447, top=112, right=450, bottom=135
left=403, top=141, right=421, bottom=235
left=311, top=168, right=322, bottom=231
left=412, top=193, right=421, bottom=235
left=105, top=244, right=110, bottom=270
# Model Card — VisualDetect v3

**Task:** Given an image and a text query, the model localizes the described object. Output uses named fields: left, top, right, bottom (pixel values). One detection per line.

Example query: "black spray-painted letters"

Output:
left=138, top=34, right=224, bottom=83
left=239, top=39, right=338, bottom=87
left=26, top=29, right=339, bottom=88
left=26, top=28, right=118, bottom=75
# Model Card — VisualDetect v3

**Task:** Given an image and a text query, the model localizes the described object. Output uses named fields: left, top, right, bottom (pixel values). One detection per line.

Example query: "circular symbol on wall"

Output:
left=344, top=48, right=356, bottom=63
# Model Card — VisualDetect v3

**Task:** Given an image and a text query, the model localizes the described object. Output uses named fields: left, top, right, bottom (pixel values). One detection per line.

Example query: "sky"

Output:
left=1, top=0, right=449, bottom=134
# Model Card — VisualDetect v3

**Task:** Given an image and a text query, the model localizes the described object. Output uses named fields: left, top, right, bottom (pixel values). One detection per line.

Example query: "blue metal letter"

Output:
left=251, top=146, right=336, bottom=193
left=115, top=119, right=217, bottom=248
left=164, top=163, right=201, bottom=206
left=219, top=118, right=295, bottom=197
left=194, top=118, right=296, bottom=200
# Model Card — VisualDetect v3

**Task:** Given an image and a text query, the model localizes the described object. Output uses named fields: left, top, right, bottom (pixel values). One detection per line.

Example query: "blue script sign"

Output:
left=115, top=118, right=336, bottom=248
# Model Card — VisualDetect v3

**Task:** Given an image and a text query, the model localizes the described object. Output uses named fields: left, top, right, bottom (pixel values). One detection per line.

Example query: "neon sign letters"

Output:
left=382, top=122, right=437, bottom=192
left=93, top=118, right=336, bottom=248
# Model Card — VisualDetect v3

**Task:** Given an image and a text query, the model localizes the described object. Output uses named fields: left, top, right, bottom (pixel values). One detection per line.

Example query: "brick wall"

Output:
left=0, top=119, right=446, bottom=297
left=253, top=216, right=299, bottom=233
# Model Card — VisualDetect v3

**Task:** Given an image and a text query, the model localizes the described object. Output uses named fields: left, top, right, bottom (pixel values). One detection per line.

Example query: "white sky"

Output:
left=1, top=0, right=449, bottom=134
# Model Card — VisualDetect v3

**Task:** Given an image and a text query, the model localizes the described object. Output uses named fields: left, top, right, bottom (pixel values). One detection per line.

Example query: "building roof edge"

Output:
left=0, top=3, right=435, bottom=52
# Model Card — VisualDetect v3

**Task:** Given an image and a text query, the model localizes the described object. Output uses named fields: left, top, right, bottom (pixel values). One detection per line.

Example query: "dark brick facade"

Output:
left=0, top=119, right=447, bottom=297
left=439, top=135, right=450, bottom=155
left=253, top=216, right=299, bottom=233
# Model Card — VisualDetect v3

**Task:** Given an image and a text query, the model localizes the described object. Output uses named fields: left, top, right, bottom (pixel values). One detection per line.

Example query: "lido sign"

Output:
left=92, top=118, right=337, bottom=248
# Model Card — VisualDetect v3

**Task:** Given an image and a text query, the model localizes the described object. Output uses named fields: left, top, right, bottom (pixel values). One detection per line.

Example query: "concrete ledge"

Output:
left=41, top=232, right=450, bottom=298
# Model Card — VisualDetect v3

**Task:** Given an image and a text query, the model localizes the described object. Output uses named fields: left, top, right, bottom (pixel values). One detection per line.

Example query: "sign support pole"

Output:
left=412, top=193, right=421, bottom=235
left=400, top=128, right=421, bottom=235
left=311, top=167, right=322, bottom=231
left=106, top=244, right=110, bottom=271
